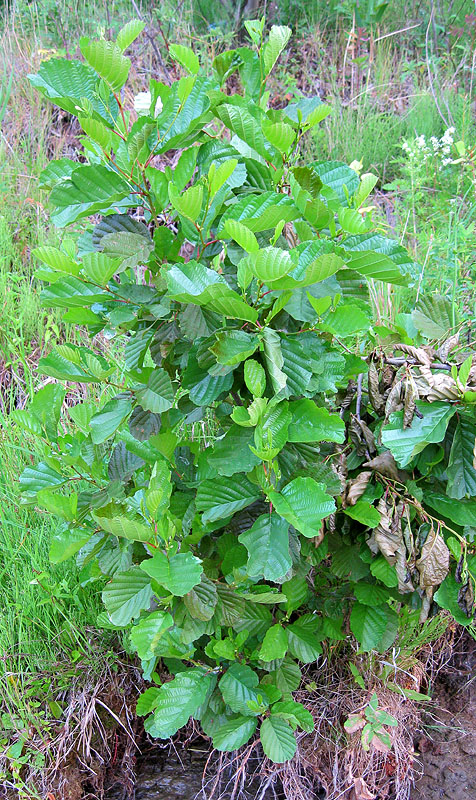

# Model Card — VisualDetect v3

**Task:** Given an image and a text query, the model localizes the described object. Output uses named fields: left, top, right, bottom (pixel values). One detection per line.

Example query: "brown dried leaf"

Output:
left=353, top=777, right=376, bottom=800
left=368, top=362, right=385, bottom=414
left=394, top=343, right=434, bottom=366
left=384, top=379, right=404, bottom=422
left=345, top=713, right=366, bottom=734
left=436, top=331, right=459, bottom=363
left=457, top=580, right=475, bottom=618
left=364, top=452, right=400, bottom=482
left=350, top=416, right=376, bottom=457
left=416, top=527, right=450, bottom=588
left=419, top=587, right=433, bottom=624
left=371, top=734, right=391, bottom=754
left=415, top=366, right=459, bottom=402
left=346, top=471, right=372, bottom=506
left=403, top=379, right=418, bottom=429
left=370, top=498, right=414, bottom=593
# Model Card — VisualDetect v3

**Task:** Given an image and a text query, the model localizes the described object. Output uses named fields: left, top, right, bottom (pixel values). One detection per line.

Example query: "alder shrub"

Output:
left=19, top=19, right=476, bottom=763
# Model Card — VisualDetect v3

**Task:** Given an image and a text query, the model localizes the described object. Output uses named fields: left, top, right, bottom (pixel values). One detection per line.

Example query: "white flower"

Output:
left=416, top=134, right=426, bottom=149
left=430, top=136, right=439, bottom=150
left=441, top=127, right=455, bottom=146
left=133, top=91, right=163, bottom=117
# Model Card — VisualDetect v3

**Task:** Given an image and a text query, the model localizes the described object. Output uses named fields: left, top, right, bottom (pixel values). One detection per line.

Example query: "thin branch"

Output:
left=130, top=0, right=172, bottom=85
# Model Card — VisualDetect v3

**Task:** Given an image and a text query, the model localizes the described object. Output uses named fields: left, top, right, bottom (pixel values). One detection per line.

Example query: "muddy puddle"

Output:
left=109, top=747, right=279, bottom=800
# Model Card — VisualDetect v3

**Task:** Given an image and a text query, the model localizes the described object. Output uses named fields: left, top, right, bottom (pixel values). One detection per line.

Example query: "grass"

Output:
left=0, top=0, right=475, bottom=793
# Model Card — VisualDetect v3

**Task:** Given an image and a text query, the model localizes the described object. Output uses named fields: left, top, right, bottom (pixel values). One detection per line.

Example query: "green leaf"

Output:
left=141, top=551, right=203, bottom=596
left=213, top=716, right=258, bottom=751
left=219, top=664, right=260, bottom=716
left=49, top=164, right=131, bottom=227
left=50, top=526, right=91, bottom=563
left=208, top=426, right=261, bottom=476
left=260, top=716, right=296, bottom=763
left=196, top=475, right=260, bottom=524
left=90, top=396, right=132, bottom=444
left=344, top=500, right=381, bottom=528
left=211, top=331, right=258, bottom=366
left=130, top=610, right=174, bottom=659
left=102, top=567, right=153, bottom=626
left=447, top=416, right=476, bottom=499
left=259, top=624, right=288, bottom=662
left=218, top=192, right=300, bottom=234
left=184, top=576, right=218, bottom=621
left=81, top=252, right=120, bottom=285
left=271, top=700, right=314, bottom=732
left=224, top=219, right=259, bottom=254
left=80, top=38, right=130, bottom=91
left=169, top=43, right=200, bottom=74
left=262, top=25, right=292, bottom=76
left=288, top=399, right=345, bottom=444
left=286, top=622, right=322, bottom=663
left=262, top=120, right=295, bottom=153
left=19, top=462, right=66, bottom=495
left=338, top=207, right=371, bottom=234
left=424, top=492, right=476, bottom=528
left=78, top=115, right=113, bottom=149
left=244, top=359, right=266, bottom=397
left=382, top=401, right=455, bottom=467
left=412, top=294, right=457, bottom=339
left=135, top=369, right=174, bottom=413
left=253, top=401, right=291, bottom=459
left=116, top=19, right=145, bottom=51
left=36, top=489, right=78, bottom=522
left=239, top=513, right=291, bottom=583
left=169, top=183, right=203, bottom=221
left=349, top=603, right=388, bottom=651
left=310, top=160, right=359, bottom=204
left=38, top=349, right=93, bottom=381
left=370, top=557, right=398, bottom=588
left=322, top=303, right=371, bottom=337
left=166, top=261, right=258, bottom=322
left=345, top=250, right=407, bottom=285
left=216, top=103, right=273, bottom=161
left=250, top=246, right=293, bottom=283
left=282, top=575, right=309, bottom=613
left=262, top=327, right=287, bottom=396
left=92, top=507, right=153, bottom=542
left=146, top=669, right=214, bottom=738
left=136, top=687, right=161, bottom=717
left=268, top=478, right=335, bottom=538
left=33, top=245, right=80, bottom=275
left=208, top=158, right=239, bottom=196
left=268, top=658, right=301, bottom=693
left=434, top=573, right=473, bottom=625
left=234, top=603, right=272, bottom=638
left=29, top=57, right=114, bottom=119
left=353, top=582, right=391, bottom=606
left=99, top=230, right=153, bottom=268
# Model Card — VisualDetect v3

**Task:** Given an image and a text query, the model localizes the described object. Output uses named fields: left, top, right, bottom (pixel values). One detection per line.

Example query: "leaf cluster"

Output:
left=19, top=20, right=476, bottom=761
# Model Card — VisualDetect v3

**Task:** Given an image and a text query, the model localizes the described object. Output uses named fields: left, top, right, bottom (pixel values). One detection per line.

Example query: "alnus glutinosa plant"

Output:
left=19, top=19, right=476, bottom=762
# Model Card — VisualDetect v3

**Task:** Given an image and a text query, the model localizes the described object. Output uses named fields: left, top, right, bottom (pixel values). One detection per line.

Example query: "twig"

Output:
left=383, top=357, right=452, bottom=371
left=425, top=5, right=450, bottom=128
left=130, top=0, right=172, bottom=85
left=356, top=373, right=363, bottom=420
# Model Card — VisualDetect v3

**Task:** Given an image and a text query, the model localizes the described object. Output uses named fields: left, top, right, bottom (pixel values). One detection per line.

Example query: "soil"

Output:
left=413, top=635, right=476, bottom=800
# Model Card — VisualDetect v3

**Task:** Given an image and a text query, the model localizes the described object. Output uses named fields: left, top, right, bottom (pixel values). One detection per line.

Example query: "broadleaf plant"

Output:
left=19, top=20, right=476, bottom=763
